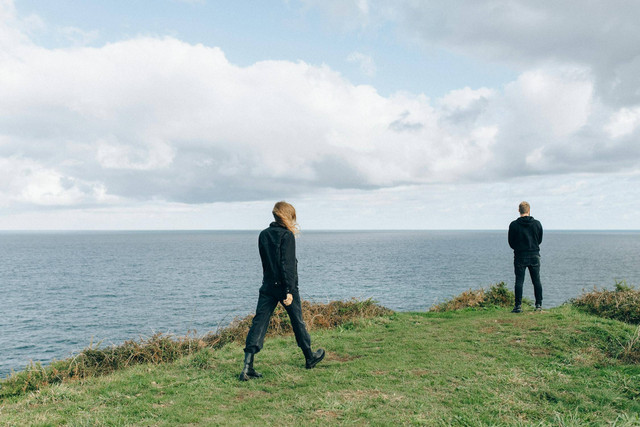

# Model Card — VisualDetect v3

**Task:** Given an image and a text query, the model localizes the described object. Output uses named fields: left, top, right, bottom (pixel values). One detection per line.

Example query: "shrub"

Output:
left=571, top=281, right=640, bottom=324
left=429, top=282, right=530, bottom=312
left=0, top=298, right=391, bottom=399
left=619, top=326, right=640, bottom=364
left=484, top=281, right=515, bottom=307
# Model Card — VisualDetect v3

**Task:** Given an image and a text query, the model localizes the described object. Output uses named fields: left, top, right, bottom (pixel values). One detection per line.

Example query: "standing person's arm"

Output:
left=508, top=223, right=516, bottom=249
left=280, top=231, right=296, bottom=305
left=538, top=222, right=543, bottom=245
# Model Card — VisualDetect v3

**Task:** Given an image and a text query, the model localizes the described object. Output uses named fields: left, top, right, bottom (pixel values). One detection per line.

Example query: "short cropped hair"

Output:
left=518, top=201, right=530, bottom=215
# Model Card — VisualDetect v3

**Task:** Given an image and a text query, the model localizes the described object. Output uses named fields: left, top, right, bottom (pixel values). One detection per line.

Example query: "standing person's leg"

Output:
left=528, top=256, right=543, bottom=309
left=283, top=291, right=325, bottom=369
left=513, top=258, right=526, bottom=312
left=240, top=291, right=278, bottom=381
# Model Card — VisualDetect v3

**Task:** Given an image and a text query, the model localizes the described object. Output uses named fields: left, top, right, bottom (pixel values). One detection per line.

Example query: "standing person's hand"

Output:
left=283, top=293, right=293, bottom=306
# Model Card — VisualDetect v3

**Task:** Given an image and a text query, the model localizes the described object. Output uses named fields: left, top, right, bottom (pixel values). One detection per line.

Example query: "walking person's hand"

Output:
left=283, top=293, right=293, bottom=306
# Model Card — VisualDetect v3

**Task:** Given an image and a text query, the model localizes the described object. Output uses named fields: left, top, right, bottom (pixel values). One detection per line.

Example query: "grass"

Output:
left=571, top=280, right=640, bottom=325
left=570, top=281, right=640, bottom=363
left=0, top=299, right=390, bottom=400
left=1, top=304, right=640, bottom=425
left=430, top=282, right=531, bottom=312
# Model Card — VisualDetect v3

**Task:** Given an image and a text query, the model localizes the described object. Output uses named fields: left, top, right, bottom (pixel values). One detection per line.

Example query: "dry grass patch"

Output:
left=234, top=390, right=269, bottom=402
left=430, top=282, right=529, bottom=312
left=325, top=352, right=361, bottom=362
left=570, top=346, right=608, bottom=367
left=571, top=281, right=640, bottom=324
left=313, top=409, right=342, bottom=420
left=338, top=389, right=403, bottom=403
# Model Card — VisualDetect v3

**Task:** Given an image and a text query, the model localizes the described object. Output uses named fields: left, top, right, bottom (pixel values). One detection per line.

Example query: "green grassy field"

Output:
left=1, top=305, right=639, bottom=426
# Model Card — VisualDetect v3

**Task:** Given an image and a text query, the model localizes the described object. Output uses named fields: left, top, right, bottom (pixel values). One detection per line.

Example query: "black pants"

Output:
left=514, top=255, right=543, bottom=306
left=244, top=290, right=311, bottom=354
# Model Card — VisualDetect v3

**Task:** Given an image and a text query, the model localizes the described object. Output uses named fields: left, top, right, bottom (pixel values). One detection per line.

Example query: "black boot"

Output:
left=303, top=348, right=325, bottom=369
left=246, top=353, right=262, bottom=378
left=239, top=352, right=262, bottom=381
left=511, top=305, right=522, bottom=313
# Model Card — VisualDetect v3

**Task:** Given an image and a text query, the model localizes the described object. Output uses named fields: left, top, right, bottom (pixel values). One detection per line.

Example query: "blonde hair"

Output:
left=519, top=201, right=530, bottom=215
left=272, top=201, right=300, bottom=234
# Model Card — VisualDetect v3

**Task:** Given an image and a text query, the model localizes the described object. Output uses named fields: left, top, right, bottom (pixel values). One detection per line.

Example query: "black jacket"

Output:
left=258, top=222, right=298, bottom=298
left=508, top=216, right=543, bottom=258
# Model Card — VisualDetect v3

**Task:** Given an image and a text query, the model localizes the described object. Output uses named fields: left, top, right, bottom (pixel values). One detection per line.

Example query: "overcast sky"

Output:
left=1, top=0, right=639, bottom=230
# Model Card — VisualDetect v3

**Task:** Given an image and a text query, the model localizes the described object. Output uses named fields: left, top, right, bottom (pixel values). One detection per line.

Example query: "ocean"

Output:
left=1, top=230, right=639, bottom=377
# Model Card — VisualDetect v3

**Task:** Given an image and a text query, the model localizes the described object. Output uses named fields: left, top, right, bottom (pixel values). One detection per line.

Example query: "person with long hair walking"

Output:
left=239, top=201, right=325, bottom=381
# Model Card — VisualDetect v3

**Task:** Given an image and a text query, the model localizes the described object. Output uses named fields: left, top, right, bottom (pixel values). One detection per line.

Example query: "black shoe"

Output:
left=247, top=367, right=262, bottom=378
left=511, top=306, right=522, bottom=313
left=239, top=352, right=261, bottom=381
left=535, top=304, right=542, bottom=312
left=305, top=348, right=325, bottom=369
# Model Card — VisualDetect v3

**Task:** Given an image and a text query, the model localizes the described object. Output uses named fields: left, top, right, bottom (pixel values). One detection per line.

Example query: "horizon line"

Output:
left=1, top=228, right=639, bottom=233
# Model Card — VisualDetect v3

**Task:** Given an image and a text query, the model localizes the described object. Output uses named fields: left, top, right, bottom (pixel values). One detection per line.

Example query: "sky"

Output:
left=1, top=0, right=639, bottom=230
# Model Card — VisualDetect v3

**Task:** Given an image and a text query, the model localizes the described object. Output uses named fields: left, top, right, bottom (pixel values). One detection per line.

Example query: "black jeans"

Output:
left=514, top=255, right=543, bottom=306
left=244, top=290, right=311, bottom=354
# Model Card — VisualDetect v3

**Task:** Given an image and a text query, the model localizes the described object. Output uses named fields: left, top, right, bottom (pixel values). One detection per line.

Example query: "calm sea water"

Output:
left=1, top=230, right=639, bottom=377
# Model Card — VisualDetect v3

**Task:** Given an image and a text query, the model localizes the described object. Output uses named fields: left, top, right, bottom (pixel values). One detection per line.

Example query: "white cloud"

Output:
left=0, top=157, right=112, bottom=207
left=3, top=172, right=639, bottom=230
left=605, top=107, right=640, bottom=138
left=300, top=0, right=373, bottom=31
left=511, top=67, right=593, bottom=137
left=58, top=26, right=100, bottom=46
left=1, top=0, right=639, bottom=231
left=96, top=138, right=175, bottom=171
left=0, top=0, right=28, bottom=54
left=1, top=28, right=499, bottom=204
left=439, top=87, right=494, bottom=111
left=0, top=29, right=636, bottom=208
left=307, top=1, right=640, bottom=108
left=347, top=51, right=376, bottom=77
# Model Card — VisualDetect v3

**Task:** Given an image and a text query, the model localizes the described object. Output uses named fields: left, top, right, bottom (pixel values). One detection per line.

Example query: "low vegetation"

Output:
left=0, top=299, right=390, bottom=400
left=571, top=280, right=640, bottom=324
left=569, top=281, right=640, bottom=363
left=430, top=281, right=640, bottom=365
left=2, top=304, right=639, bottom=425
left=429, top=281, right=530, bottom=312
left=3, top=285, right=640, bottom=424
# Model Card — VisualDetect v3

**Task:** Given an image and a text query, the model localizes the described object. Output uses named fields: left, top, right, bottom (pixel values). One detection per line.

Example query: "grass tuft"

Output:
left=618, top=325, right=640, bottom=364
left=569, top=281, right=640, bottom=363
left=0, top=298, right=391, bottom=399
left=570, top=280, right=640, bottom=324
left=429, top=282, right=530, bottom=312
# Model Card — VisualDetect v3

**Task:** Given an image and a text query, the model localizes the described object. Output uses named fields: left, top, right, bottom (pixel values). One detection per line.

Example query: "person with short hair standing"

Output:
left=508, top=201, right=543, bottom=313
left=239, top=201, right=325, bottom=381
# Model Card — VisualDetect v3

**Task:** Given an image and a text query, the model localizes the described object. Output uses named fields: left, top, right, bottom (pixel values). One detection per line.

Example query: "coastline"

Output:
left=2, top=304, right=639, bottom=425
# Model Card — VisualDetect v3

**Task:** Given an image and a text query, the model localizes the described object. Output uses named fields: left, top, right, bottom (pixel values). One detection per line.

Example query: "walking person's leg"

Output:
left=513, top=259, right=526, bottom=312
left=283, top=291, right=324, bottom=369
left=240, top=291, right=279, bottom=381
left=528, top=256, right=543, bottom=310
left=283, top=291, right=311, bottom=350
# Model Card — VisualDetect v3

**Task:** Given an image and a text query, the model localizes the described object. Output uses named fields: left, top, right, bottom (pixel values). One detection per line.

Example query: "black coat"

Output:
left=258, top=222, right=298, bottom=298
left=508, top=216, right=543, bottom=258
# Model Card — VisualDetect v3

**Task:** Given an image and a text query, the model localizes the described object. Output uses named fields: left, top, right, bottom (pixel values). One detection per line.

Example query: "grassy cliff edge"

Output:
left=1, top=289, right=640, bottom=425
